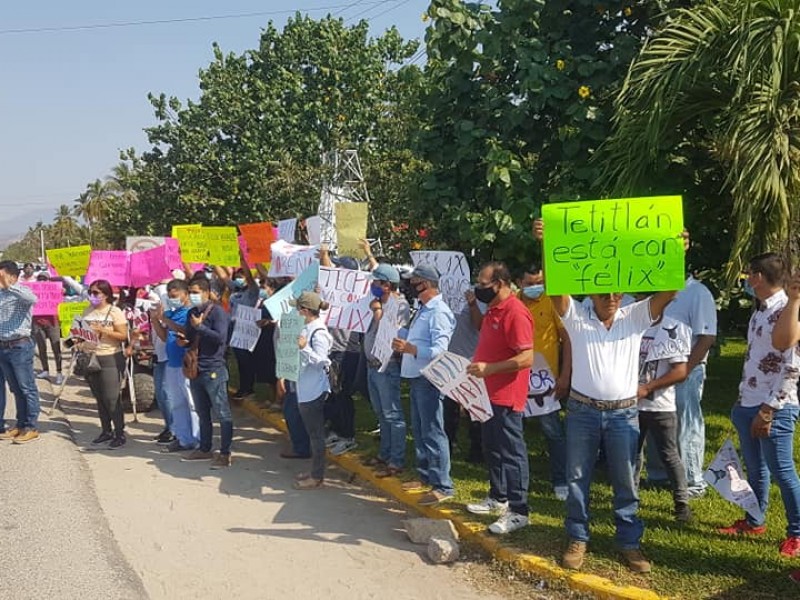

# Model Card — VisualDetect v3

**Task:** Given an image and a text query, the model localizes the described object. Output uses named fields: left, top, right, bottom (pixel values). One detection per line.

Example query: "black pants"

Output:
left=481, top=405, right=530, bottom=515
left=299, top=393, right=328, bottom=480
left=86, top=352, right=125, bottom=435
left=33, top=322, right=62, bottom=373
left=325, top=350, right=360, bottom=439
left=233, top=347, right=256, bottom=394
left=636, top=410, right=689, bottom=510
left=443, top=396, right=483, bottom=461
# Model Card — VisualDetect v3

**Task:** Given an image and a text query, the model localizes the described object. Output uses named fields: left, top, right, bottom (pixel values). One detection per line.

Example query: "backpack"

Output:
left=309, top=328, right=341, bottom=394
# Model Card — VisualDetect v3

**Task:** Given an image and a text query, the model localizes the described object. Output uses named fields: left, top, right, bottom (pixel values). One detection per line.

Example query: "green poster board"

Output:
left=542, top=196, right=686, bottom=295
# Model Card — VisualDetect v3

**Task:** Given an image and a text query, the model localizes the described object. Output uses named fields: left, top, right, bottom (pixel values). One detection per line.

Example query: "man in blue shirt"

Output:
left=0, top=260, right=41, bottom=444
left=392, top=264, right=456, bottom=506
left=182, top=277, right=232, bottom=469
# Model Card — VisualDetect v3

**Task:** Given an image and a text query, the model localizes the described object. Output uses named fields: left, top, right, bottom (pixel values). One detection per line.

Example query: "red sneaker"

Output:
left=780, top=536, right=800, bottom=557
left=718, top=519, right=766, bottom=536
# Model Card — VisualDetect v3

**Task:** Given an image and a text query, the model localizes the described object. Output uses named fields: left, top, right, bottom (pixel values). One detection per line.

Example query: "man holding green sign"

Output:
left=535, top=196, right=686, bottom=574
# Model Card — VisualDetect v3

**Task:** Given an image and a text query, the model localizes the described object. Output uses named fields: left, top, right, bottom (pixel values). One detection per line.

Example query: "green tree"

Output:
left=49, top=205, right=86, bottom=248
left=600, top=0, right=800, bottom=279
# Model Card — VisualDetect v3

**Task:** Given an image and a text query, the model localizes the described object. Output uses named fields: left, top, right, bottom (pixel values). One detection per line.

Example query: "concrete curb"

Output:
left=241, top=398, right=664, bottom=600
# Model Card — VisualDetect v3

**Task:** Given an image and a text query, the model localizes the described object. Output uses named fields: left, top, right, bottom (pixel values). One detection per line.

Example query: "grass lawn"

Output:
left=239, top=339, right=799, bottom=599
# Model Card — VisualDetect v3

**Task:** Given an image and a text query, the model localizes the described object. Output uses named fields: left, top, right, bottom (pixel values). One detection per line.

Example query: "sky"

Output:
left=0, top=0, right=431, bottom=246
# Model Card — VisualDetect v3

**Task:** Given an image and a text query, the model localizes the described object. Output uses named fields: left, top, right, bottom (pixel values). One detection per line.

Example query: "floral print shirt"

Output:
left=739, top=290, right=800, bottom=409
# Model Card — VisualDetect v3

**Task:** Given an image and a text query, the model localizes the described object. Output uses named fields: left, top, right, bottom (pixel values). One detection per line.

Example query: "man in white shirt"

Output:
left=534, top=219, right=678, bottom=574
left=718, top=253, right=800, bottom=558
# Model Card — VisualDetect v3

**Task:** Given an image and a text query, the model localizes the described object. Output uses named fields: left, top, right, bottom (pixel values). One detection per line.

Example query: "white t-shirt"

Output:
left=562, top=297, right=654, bottom=401
left=664, top=276, right=717, bottom=360
left=638, top=317, right=691, bottom=412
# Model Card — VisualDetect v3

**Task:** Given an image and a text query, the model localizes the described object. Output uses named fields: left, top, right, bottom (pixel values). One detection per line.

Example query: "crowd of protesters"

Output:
left=1, top=222, right=799, bottom=579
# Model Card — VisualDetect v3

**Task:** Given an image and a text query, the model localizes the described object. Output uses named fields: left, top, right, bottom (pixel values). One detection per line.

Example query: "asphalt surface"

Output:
left=0, top=409, right=146, bottom=600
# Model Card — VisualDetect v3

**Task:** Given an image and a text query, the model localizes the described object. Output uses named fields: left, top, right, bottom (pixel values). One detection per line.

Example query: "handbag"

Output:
left=73, top=306, right=114, bottom=378
left=182, top=304, right=214, bottom=380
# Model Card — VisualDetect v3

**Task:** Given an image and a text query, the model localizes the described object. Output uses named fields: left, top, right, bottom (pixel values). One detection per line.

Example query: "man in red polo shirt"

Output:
left=466, top=261, right=534, bottom=534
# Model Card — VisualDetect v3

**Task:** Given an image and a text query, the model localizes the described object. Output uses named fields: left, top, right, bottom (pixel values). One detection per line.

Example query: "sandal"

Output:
left=375, top=465, right=404, bottom=479
left=293, top=477, right=324, bottom=490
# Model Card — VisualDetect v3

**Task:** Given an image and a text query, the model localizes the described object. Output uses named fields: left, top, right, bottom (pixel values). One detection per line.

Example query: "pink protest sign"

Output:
left=164, top=238, right=183, bottom=270
left=21, top=281, right=63, bottom=316
left=130, top=245, right=173, bottom=287
left=85, top=251, right=131, bottom=286
left=238, top=236, right=252, bottom=266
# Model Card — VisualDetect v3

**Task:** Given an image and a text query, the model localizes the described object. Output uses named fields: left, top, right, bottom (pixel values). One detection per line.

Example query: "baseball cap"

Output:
left=371, top=263, right=400, bottom=284
left=402, top=264, right=440, bottom=284
left=290, top=291, right=323, bottom=312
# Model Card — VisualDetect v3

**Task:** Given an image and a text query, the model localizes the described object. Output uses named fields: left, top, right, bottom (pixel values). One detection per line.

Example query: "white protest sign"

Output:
left=523, top=353, right=561, bottom=417
left=275, top=309, right=305, bottom=381
left=421, top=351, right=493, bottom=422
left=126, top=236, right=167, bottom=253
left=319, top=266, right=373, bottom=333
left=229, top=305, right=261, bottom=352
left=306, top=215, right=322, bottom=245
left=371, top=296, right=399, bottom=372
left=278, top=218, right=297, bottom=243
left=704, top=439, right=764, bottom=523
left=410, top=251, right=471, bottom=314
left=71, top=317, right=101, bottom=344
left=268, top=240, right=319, bottom=278
left=263, top=260, right=319, bottom=323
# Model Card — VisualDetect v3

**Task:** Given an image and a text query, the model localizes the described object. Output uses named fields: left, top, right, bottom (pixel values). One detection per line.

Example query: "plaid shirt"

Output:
left=0, top=283, right=37, bottom=340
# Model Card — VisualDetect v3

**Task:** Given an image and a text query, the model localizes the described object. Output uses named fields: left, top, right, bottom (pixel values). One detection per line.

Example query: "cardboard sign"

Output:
left=129, top=245, right=174, bottom=287
left=85, top=251, right=131, bottom=286
left=421, top=351, right=493, bottom=422
left=319, top=266, right=373, bottom=333
left=523, top=353, right=561, bottom=417
left=58, top=301, right=90, bottom=337
left=21, top=281, right=63, bottom=316
left=126, top=236, right=167, bottom=253
left=542, top=196, right=685, bottom=295
left=275, top=309, right=304, bottom=381
left=172, top=224, right=208, bottom=263
left=268, top=240, right=319, bottom=278
left=371, top=296, right=399, bottom=372
left=334, top=202, right=368, bottom=257
left=238, top=222, right=273, bottom=264
left=229, top=305, right=262, bottom=352
left=204, top=226, right=240, bottom=266
left=705, top=439, right=764, bottom=522
left=263, top=260, right=320, bottom=322
left=410, top=251, right=471, bottom=315
left=47, top=245, right=92, bottom=278
left=277, top=218, right=297, bottom=243
left=305, top=215, right=322, bottom=246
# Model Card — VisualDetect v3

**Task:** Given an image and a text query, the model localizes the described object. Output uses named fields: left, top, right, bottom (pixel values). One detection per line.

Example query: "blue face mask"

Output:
left=522, top=284, right=545, bottom=300
left=258, top=288, right=270, bottom=300
left=233, top=278, right=245, bottom=288
left=166, top=297, right=183, bottom=310
left=743, top=280, right=755, bottom=298
left=189, top=293, right=204, bottom=307
left=370, top=283, right=385, bottom=299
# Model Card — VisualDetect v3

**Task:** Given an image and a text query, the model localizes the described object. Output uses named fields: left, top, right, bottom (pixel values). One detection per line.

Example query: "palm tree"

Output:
left=50, top=205, right=83, bottom=247
left=599, top=0, right=800, bottom=280
left=74, top=179, right=114, bottom=244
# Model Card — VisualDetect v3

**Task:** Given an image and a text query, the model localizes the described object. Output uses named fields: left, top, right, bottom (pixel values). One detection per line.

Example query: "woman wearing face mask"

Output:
left=226, top=265, right=260, bottom=401
left=291, top=291, right=333, bottom=489
left=252, top=277, right=283, bottom=401
left=80, top=279, right=129, bottom=448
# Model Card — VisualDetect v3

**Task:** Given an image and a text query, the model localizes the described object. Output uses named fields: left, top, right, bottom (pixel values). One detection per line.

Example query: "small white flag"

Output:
left=704, top=439, right=764, bottom=523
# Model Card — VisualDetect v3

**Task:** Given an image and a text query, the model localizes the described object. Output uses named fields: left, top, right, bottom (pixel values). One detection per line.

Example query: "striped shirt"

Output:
left=0, top=284, right=37, bottom=340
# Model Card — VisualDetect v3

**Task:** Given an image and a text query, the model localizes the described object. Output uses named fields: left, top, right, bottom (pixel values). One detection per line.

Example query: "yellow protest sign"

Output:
left=46, top=245, right=92, bottom=277
left=204, top=226, right=241, bottom=266
left=542, top=196, right=685, bottom=295
left=171, top=224, right=208, bottom=263
left=334, top=202, right=368, bottom=257
left=58, top=301, right=90, bottom=337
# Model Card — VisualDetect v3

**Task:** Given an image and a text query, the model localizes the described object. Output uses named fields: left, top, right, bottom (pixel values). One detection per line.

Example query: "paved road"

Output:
left=0, top=376, right=526, bottom=600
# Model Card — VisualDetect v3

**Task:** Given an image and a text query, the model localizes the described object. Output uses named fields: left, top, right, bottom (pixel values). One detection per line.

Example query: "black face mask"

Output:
left=474, top=284, right=498, bottom=304
left=409, top=283, right=425, bottom=299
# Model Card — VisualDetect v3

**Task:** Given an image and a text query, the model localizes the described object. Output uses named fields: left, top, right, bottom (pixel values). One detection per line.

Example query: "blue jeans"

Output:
left=0, top=338, right=40, bottom=430
left=283, top=385, right=310, bottom=457
left=731, top=403, right=800, bottom=535
left=0, top=367, right=6, bottom=431
left=165, top=366, right=199, bottom=448
left=565, top=398, right=643, bottom=549
left=408, top=376, right=453, bottom=495
left=537, top=410, right=567, bottom=488
left=648, top=365, right=707, bottom=493
left=190, top=366, right=233, bottom=455
left=153, top=361, right=171, bottom=430
left=482, top=405, right=530, bottom=515
left=367, top=362, right=406, bottom=468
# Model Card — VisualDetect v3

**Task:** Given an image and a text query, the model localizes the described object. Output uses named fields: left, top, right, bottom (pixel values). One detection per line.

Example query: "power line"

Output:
left=0, top=2, right=391, bottom=36
left=346, top=0, right=411, bottom=23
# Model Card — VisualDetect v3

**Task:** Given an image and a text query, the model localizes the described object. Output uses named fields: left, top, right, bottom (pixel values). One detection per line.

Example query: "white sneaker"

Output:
left=488, top=512, right=528, bottom=535
left=325, top=432, right=341, bottom=448
left=36, top=371, right=50, bottom=380
left=330, top=438, right=357, bottom=456
left=466, top=496, right=509, bottom=515
left=55, top=374, right=65, bottom=386
left=554, top=485, right=569, bottom=501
